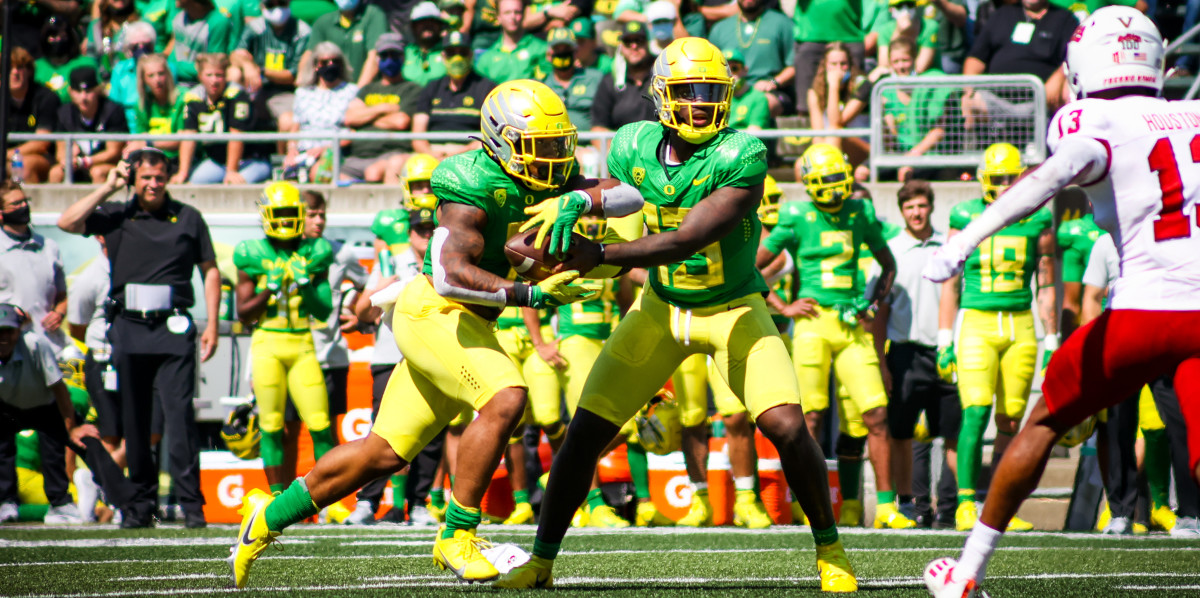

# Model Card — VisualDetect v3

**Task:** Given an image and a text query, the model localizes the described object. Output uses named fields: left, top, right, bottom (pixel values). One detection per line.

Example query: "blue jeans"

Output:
left=188, top=158, right=271, bottom=184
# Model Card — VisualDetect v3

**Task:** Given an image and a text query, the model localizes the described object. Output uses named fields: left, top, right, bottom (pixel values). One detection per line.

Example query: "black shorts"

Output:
left=285, top=366, right=349, bottom=422
left=886, top=342, right=961, bottom=441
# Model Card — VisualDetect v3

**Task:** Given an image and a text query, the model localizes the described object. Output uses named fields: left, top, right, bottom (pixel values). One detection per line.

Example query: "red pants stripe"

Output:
left=1043, top=310, right=1200, bottom=475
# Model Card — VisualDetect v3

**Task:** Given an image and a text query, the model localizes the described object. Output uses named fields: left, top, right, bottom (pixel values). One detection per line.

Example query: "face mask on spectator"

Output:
left=650, top=22, right=673, bottom=43
left=3, top=205, right=30, bottom=226
left=335, top=0, right=360, bottom=11
left=550, top=52, right=573, bottom=69
left=445, top=55, right=471, bottom=77
left=317, top=62, right=342, bottom=82
left=263, top=7, right=291, bottom=24
left=46, top=38, right=71, bottom=58
left=379, top=56, right=403, bottom=77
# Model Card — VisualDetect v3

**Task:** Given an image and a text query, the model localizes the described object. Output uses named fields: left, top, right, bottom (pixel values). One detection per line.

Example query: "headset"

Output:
left=121, top=147, right=175, bottom=190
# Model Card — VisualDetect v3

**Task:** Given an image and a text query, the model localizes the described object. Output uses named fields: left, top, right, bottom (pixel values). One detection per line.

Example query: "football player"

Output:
left=227, top=79, right=643, bottom=587
left=498, top=38, right=856, bottom=592
left=922, top=8, right=1200, bottom=596
left=937, top=143, right=1056, bottom=533
left=370, top=153, right=440, bottom=257
left=233, top=182, right=337, bottom=496
left=756, top=144, right=913, bottom=531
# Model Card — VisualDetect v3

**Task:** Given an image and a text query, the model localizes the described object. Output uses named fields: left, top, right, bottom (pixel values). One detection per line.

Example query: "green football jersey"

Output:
left=607, top=121, right=769, bottom=308
left=233, top=237, right=334, bottom=331
left=372, top=208, right=410, bottom=253
left=423, top=150, right=580, bottom=283
left=764, top=199, right=887, bottom=307
left=557, top=277, right=618, bottom=340
left=950, top=198, right=1053, bottom=312
left=855, top=217, right=902, bottom=289
left=1057, top=213, right=1104, bottom=284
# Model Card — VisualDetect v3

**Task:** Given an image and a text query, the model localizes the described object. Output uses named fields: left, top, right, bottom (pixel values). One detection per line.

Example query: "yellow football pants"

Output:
left=792, top=305, right=888, bottom=420
left=955, top=309, right=1038, bottom=419
left=497, top=325, right=563, bottom=429
left=250, top=329, right=331, bottom=434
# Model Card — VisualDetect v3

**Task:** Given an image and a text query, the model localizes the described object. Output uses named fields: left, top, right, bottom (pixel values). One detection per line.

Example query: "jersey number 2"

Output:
left=1147, top=135, right=1200, bottom=242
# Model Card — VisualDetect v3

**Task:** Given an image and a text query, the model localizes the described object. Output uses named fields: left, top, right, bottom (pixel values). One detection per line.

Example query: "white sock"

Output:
left=692, top=482, right=708, bottom=492
left=957, top=522, right=1003, bottom=583
left=734, top=476, right=755, bottom=492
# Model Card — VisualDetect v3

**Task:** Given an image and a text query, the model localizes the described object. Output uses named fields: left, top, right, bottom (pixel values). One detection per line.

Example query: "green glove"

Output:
left=836, top=298, right=871, bottom=326
left=288, top=255, right=311, bottom=287
left=936, top=343, right=956, bottom=384
left=520, top=190, right=592, bottom=257
left=517, top=271, right=601, bottom=309
left=264, top=263, right=285, bottom=293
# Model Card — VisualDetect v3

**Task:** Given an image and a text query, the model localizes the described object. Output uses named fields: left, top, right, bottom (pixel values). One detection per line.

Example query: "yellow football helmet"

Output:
left=481, top=79, right=578, bottom=191
left=403, top=153, right=440, bottom=210
left=221, top=400, right=261, bottom=460
left=635, top=387, right=682, bottom=456
left=258, top=181, right=305, bottom=240
left=651, top=37, right=733, bottom=145
left=58, top=357, right=85, bottom=389
left=758, top=174, right=783, bottom=225
left=798, top=143, right=853, bottom=212
left=978, top=143, right=1024, bottom=203
left=574, top=215, right=608, bottom=242
left=1057, top=415, right=1097, bottom=448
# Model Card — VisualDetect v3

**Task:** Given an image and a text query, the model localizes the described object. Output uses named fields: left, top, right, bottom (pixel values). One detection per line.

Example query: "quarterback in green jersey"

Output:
left=499, top=38, right=857, bottom=592
left=228, top=79, right=643, bottom=588
left=936, top=143, right=1057, bottom=533
left=756, top=143, right=914, bottom=531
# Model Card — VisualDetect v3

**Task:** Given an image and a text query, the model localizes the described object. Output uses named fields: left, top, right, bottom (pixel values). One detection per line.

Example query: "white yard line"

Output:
left=109, top=574, right=226, bottom=582
left=0, top=539, right=312, bottom=549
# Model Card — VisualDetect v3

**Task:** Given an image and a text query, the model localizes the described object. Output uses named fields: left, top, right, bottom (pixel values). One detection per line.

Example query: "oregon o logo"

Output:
left=218, top=474, right=245, bottom=508
left=664, top=475, right=693, bottom=508
left=341, top=408, right=373, bottom=442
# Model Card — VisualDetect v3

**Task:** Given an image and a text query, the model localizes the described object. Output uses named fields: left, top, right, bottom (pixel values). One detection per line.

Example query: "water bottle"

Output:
left=377, top=249, right=394, bottom=277
left=11, top=149, right=24, bottom=183
left=314, top=148, right=334, bottom=184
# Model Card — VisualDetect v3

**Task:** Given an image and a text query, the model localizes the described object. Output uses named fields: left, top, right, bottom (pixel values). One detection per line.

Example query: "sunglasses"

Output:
left=621, top=36, right=647, bottom=46
left=444, top=47, right=471, bottom=57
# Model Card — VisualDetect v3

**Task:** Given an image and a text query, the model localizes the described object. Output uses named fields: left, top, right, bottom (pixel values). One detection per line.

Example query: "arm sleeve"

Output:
left=32, top=335, right=64, bottom=388
left=67, top=271, right=96, bottom=326
left=83, top=204, right=124, bottom=237
left=228, top=92, right=255, bottom=131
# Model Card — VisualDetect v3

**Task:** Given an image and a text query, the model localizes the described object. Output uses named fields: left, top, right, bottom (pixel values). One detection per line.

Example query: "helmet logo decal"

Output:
left=1118, top=33, right=1141, bottom=49
left=1071, top=25, right=1085, bottom=41
left=632, top=167, right=645, bottom=186
left=1118, top=16, right=1133, bottom=27
left=663, top=184, right=676, bottom=196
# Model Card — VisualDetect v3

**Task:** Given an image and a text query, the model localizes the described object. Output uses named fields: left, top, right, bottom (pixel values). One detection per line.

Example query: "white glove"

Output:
left=923, top=237, right=972, bottom=283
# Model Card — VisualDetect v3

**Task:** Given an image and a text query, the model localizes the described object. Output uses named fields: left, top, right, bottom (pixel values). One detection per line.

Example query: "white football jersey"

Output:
left=1048, top=96, right=1200, bottom=310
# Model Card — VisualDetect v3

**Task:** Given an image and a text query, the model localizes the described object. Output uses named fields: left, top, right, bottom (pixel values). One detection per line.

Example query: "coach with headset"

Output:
left=57, top=148, right=221, bottom=529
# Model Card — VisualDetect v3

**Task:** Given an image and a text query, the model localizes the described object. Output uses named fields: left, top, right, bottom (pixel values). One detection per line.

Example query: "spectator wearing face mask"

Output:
left=107, top=22, right=162, bottom=127
left=303, top=0, right=386, bottom=88
left=475, top=0, right=549, bottom=83
left=405, top=2, right=448, bottom=86
left=340, top=34, right=423, bottom=183
left=35, top=15, right=99, bottom=103
left=49, top=67, right=129, bottom=184
left=231, top=0, right=311, bottom=130
left=284, top=42, right=360, bottom=181
left=86, top=0, right=141, bottom=77
left=411, top=31, right=495, bottom=159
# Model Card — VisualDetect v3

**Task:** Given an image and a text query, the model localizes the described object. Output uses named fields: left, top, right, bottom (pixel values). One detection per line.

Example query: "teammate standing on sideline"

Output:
left=923, top=8, right=1200, bottom=596
left=499, top=38, right=856, bottom=592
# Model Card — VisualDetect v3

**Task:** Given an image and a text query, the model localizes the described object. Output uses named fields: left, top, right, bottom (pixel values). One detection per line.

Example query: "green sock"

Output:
left=309, top=426, right=336, bottom=460
left=264, top=477, right=319, bottom=532
left=586, top=488, right=606, bottom=510
left=812, top=524, right=839, bottom=547
left=626, top=442, right=651, bottom=500
left=19, top=504, right=50, bottom=521
left=1143, top=428, right=1172, bottom=509
left=513, top=489, right=530, bottom=505
left=260, top=429, right=285, bottom=493
left=430, top=489, right=446, bottom=509
left=957, top=405, right=991, bottom=495
left=391, top=473, right=408, bottom=510
left=877, top=490, right=897, bottom=505
left=838, top=457, right=863, bottom=501
left=532, top=538, right=560, bottom=560
left=442, top=494, right=481, bottom=539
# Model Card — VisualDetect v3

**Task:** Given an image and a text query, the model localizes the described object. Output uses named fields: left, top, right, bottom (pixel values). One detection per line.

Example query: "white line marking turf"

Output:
left=0, top=539, right=313, bottom=548
left=109, top=574, right=225, bottom=581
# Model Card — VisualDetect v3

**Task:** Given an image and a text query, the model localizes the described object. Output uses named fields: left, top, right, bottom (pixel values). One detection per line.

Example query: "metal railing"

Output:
left=868, top=74, right=1047, bottom=182
left=11, top=127, right=872, bottom=184
left=1166, top=21, right=1200, bottom=100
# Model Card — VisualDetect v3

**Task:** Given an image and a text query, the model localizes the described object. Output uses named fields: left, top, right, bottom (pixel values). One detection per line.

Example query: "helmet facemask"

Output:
left=574, top=215, right=608, bottom=241
left=978, top=143, right=1025, bottom=204
left=258, top=183, right=306, bottom=240
left=653, top=78, right=732, bottom=144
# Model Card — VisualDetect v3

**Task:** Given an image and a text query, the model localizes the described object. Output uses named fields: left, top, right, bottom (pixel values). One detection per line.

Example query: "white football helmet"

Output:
left=1065, top=5, right=1164, bottom=99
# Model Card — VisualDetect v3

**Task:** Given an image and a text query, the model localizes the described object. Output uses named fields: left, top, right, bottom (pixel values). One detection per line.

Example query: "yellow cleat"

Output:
left=587, top=504, right=631, bottom=528
left=428, top=501, right=447, bottom=523
left=1133, top=521, right=1149, bottom=534
left=838, top=499, right=863, bottom=527
left=319, top=501, right=352, bottom=524
left=502, top=503, right=534, bottom=525
left=226, top=489, right=280, bottom=589
left=537, top=472, right=550, bottom=490
left=816, top=539, right=858, bottom=592
left=791, top=501, right=809, bottom=526
left=494, top=555, right=554, bottom=589
left=1006, top=516, right=1034, bottom=532
left=874, top=502, right=917, bottom=530
left=955, top=500, right=978, bottom=532
left=571, top=507, right=589, bottom=527
left=1096, top=503, right=1111, bottom=532
left=733, top=490, right=773, bottom=529
left=635, top=501, right=674, bottom=527
left=676, top=492, right=712, bottom=527
left=433, top=528, right=500, bottom=583
left=1151, top=505, right=1178, bottom=532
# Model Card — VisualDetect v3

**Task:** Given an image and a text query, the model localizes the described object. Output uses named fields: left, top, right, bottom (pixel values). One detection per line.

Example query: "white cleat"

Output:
left=924, top=558, right=989, bottom=598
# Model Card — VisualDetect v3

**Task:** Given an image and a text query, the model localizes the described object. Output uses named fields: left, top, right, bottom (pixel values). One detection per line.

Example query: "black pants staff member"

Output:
left=57, top=149, right=221, bottom=529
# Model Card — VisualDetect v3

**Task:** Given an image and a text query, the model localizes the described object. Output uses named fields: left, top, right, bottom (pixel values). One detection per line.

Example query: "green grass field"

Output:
left=3, top=523, right=1200, bottom=597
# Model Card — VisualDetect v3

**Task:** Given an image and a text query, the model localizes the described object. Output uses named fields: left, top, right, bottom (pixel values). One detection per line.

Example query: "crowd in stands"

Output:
left=3, top=0, right=1195, bottom=185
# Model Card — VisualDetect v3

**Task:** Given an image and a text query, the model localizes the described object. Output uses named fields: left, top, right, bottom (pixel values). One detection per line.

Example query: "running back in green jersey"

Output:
left=372, top=209, right=410, bottom=253
left=423, top=149, right=580, bottom=281
left=1057, top=213, right=1104, bottom=284
left=763, top=199, right=888, bottom=308
left=950, top=198, right=1053, bottom=312
left=557, top=277, right=618, bottom=340
left=607, top=121, right=769, bottom=308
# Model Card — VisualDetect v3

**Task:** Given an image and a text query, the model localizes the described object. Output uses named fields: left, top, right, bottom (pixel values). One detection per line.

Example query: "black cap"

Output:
left=621, top=20, right=648, bottom=41
left=410, top=208, right=436, bottom=225
left=443, top=30, right=470, bottom=48
left=70, top=66, right=100, bottom=91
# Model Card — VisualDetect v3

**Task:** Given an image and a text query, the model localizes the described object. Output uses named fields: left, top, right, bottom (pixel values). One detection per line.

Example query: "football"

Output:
left=481, top=543, right=531, bottom=574
left=504, top=227, right=595, bottom=282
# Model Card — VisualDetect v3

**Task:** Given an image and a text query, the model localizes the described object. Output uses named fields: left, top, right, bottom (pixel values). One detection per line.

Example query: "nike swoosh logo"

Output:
left=241, top=509, right=258, bottom=546
left=692, top=175, right=711, bottom=186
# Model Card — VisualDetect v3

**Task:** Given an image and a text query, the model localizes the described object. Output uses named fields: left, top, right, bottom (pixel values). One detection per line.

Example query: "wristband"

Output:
left=937, top=328, right=954, bottom=348
left=1043, top=333, right=1060, bottom=351
left=512, top=282, right=533, bottom=307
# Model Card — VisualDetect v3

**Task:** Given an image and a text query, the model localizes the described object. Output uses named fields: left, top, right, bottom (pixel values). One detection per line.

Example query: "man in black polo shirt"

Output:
left=590, top=21, right=656, bottom=138
left=56, top=149, right=221, bottom=529
left=410, top=31, right=496, bottom=160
